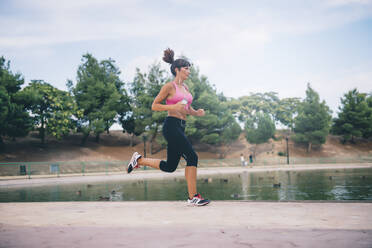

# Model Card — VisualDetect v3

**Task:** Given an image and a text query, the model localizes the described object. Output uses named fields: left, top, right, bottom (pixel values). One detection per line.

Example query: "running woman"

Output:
left=127, top=48, right=210, bottom=206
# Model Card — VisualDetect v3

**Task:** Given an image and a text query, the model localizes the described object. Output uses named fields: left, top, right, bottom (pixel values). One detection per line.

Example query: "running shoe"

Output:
left=187, top=193, right=210, bottom=206
left=127, top=152, right=142, bottom=174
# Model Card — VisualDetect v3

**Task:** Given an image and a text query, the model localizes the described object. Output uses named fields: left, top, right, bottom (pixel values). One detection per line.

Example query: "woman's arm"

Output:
left=188, top=106, right=205, bottom=117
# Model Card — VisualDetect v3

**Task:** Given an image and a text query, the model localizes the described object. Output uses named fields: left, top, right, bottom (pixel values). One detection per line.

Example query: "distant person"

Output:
left=126, top=48, right=210, bottom=206
left=249, top=154, right=253, bottom=164
left=240, top=153, right=246, bottom=166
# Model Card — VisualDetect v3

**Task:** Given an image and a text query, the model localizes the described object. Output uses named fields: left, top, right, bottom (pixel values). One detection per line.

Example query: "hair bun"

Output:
left=163, top=48, right=175, bottom=64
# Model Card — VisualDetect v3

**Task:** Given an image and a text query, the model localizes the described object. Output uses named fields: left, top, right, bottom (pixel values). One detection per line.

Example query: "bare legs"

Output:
left=185, top=166, right=197, bottom=199
left=137, top=157, right=160, bottom=170
left=137, top=157, right=197, bottom=199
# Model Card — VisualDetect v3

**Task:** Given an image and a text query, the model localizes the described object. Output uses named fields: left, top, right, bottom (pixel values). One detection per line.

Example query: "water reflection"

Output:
left=0, top=168, right=371, bottom=202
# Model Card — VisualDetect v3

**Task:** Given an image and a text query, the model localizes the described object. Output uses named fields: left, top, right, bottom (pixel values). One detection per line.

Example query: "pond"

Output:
left=0, top=168, right=371, bottom=202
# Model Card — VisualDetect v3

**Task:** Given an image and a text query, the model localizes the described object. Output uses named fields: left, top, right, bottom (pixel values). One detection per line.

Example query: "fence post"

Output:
left=27, top=163, right=31, bottom=179
left=50, top=163, right=60, bottom=177
left=19, top=164, right=27, bottom=176
left=81, top=162, right=85, bottom=176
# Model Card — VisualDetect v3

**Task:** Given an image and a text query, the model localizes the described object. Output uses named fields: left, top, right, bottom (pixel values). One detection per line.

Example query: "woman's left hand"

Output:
left=196, top=109, right=205, bottom=116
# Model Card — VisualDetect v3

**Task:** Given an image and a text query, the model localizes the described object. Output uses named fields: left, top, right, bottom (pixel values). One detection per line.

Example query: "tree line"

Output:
left=1, top=54, right=371, bottom=157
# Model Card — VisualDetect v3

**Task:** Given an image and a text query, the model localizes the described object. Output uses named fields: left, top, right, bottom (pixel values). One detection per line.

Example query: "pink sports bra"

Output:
left=166, top=81, right=193, bottom=109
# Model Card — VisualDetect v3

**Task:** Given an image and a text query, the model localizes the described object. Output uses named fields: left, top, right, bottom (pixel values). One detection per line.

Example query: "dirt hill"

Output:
left=1, top=130, right=371, bottom=162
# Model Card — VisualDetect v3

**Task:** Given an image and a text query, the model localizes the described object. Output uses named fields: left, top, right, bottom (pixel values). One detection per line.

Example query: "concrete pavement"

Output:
left=1, top=163, right=372, bottom=247
left=0, top=201, right=371, bottom=248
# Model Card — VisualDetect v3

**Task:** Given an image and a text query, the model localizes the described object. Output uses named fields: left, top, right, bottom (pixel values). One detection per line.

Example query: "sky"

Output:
left=1, top=0, right=372, bottom=116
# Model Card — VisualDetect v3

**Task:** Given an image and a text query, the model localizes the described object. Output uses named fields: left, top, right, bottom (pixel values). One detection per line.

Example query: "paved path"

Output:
left=1, top=201, right=372, bottom=248
left=1, top=164, right=372, bottom=247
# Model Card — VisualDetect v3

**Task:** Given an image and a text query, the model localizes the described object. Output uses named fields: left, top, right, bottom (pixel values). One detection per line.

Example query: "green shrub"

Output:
left=278, top=151, right=287, bottom=156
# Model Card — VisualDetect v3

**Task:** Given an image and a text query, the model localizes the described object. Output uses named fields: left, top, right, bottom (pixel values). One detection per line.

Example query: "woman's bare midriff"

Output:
left=168, top=110, right=187, bottom=120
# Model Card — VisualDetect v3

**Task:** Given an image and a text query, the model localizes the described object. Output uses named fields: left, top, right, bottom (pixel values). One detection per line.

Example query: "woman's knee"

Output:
left=186, top=152, right=198, bottom=167
left=159, top=160, right=178, bottom=173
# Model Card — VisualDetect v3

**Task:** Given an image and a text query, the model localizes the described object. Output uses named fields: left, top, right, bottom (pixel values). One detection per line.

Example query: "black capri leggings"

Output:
left=159, top=116, right=198, bottom=173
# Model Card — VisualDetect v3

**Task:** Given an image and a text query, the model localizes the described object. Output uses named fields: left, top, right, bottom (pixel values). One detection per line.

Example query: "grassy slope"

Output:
left=1, top=131, right=371, bottom=162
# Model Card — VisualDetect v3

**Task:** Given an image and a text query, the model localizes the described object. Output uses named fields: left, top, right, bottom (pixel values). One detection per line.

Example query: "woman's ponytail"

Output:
left=163, top=48, right=175, bottom=64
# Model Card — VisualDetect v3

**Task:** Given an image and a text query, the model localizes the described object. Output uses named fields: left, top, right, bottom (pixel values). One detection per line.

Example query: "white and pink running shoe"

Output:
left=127, top=152, right=142, bottom=173
left=187, top=193, right=210, bottom=206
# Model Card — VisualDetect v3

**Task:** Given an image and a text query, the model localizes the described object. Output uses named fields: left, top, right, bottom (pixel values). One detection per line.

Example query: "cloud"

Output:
left=326, top=0, right=372, bottom=6
left=0, top=0, right=165, bottom=48
left=1, top=0, right=371, bottom=115
left=2, top=0, right=372, bottom=50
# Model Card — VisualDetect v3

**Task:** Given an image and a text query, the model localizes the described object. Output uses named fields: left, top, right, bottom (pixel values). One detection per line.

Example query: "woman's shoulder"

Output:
left=163, top=81, right=176, bottom=90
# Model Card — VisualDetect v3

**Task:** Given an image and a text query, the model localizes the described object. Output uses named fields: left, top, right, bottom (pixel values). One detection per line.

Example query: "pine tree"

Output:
left=332, top=89, right=372, bottom=143
left=126, top=64, right=168, bottom=153
left=72, top=53, right=124, bottom=144
left=0, top=57, right=32, bottom=144
left=185, top=67, right=241, bottom=153
left=293, top=84, right=332, bottom=152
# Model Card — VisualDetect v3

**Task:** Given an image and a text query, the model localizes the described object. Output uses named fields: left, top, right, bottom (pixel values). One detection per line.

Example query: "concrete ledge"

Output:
left=1, top=163, right=372, bottom=188
left=0, top=201, right=371, bottom=248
